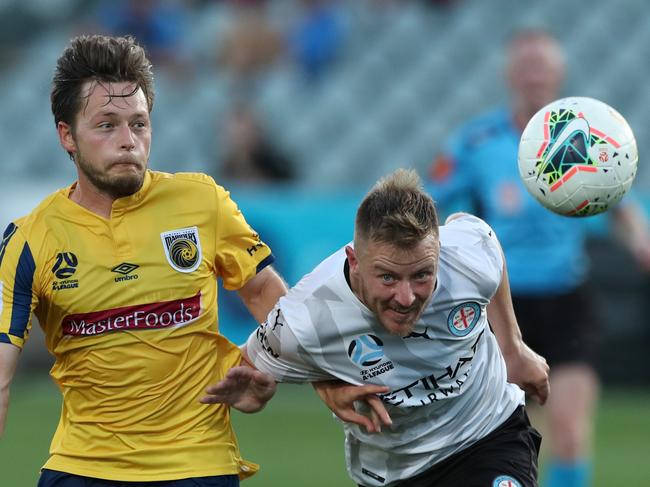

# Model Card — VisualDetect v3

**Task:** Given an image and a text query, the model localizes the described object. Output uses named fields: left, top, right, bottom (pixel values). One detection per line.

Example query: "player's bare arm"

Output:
left=201, top=267, right=286, bottom=413
left=200, top=362, right=277, bottom=413
left=202, top=367, right=394, bottom=431
left=0, top=342, right=21, bottom=438
left=237, top=266, right=288, bottom=323
left=487, top=250, right=550, bottom=405
left=201, top=347, right=276, bottom=413
left=312, top=381, right=392, bottom=434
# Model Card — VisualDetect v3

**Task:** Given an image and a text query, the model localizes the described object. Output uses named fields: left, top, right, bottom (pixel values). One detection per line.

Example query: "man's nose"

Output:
left=118, top=124, right=136, bottom=151
left=394, top=281, right=416, bottom=308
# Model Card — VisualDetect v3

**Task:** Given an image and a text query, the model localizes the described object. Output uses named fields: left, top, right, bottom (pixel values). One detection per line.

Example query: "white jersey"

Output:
left=246, top=215, right=525, bottom=486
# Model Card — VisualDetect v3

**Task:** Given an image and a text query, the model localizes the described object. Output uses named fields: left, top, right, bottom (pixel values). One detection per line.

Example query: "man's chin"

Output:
left=380, top=318, right=417, bottom=337
left=103, top=173, right=145, bottom=199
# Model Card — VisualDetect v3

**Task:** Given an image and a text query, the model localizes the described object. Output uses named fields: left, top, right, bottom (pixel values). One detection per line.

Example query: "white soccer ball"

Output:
left=518, top=96, right=638, bottom=216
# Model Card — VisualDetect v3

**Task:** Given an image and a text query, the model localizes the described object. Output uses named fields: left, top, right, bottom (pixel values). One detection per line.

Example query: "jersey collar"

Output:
left=110, top=170, right=153, bottom=213
left=61, top=170, right=154, bottom=221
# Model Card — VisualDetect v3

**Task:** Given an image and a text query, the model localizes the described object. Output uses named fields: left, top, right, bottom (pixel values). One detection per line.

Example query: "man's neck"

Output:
left=69, top=181, right=115, bottom=219
left=344, top=258, right=366, bottom=305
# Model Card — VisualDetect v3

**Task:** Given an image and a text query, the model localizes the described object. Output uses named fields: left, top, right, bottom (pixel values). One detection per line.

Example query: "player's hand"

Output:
left=312, top=380, right=392, bottom=433
left=201, top=365, right=277, bottom=413
left=502, top=342, right=550, bottom=405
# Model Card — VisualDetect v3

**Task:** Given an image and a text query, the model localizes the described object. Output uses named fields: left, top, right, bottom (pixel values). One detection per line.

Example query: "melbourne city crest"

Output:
left=447, top=302, right=481, bottom=337
left=160, top=226, right=202, bottom=273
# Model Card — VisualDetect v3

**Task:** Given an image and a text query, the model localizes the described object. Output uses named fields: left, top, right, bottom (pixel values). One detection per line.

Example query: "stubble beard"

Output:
left=381, top=307, right=420, bottom=337
left=76, top=154, right=146, bottom=199
left=382, top=294, right=433, bottom=337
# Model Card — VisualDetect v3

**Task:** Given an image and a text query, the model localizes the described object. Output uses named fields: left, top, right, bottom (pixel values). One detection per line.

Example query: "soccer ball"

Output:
left=518, top=96, right=638, bottom=216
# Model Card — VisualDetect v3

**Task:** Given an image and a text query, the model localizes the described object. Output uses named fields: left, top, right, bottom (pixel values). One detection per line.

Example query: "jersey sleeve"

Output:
left=0, top=223, right=38, bottom=348
left=213, top=183, right=274, bottom=290
left=446, top=213, right=504, bottom=294
left=245, top=306, right=333, bottom=383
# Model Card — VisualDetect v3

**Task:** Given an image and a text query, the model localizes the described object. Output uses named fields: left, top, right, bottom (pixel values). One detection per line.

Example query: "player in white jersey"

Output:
left=203, top=169, right=549, bottom=486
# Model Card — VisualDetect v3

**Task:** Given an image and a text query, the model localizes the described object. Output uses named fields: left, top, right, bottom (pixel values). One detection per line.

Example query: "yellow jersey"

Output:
left=0, top=171, right=273, bottom=481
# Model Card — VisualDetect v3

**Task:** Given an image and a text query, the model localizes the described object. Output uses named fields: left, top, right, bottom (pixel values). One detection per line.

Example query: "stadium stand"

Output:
left=0, top=0, right=648, bottom=191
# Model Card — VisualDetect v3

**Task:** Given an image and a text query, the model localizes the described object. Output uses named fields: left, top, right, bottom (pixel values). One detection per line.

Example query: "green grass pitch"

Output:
left=1, top=377, right=649, bottom=486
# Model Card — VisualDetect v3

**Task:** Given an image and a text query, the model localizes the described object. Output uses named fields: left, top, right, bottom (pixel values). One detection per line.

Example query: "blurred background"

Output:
left=0, top=0, right=649, bottom=485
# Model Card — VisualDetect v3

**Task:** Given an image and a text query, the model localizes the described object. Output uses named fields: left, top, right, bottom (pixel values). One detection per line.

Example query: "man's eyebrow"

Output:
left=92, top=110, right=148, bottom=118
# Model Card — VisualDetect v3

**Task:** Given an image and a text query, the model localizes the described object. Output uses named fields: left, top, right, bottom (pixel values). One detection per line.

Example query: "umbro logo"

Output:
left=111, top=263, right=139, bottom=275
left=111, top=262, right=139, bottom=282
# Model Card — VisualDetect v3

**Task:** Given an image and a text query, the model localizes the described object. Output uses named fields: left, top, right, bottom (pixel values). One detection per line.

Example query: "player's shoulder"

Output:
left=7, top=188, right=68, bottom=237
left=280, top=247, right=348, bottom=321
left=150, top=170, right=219, bottom=191
left=439, top=214, right=504, bottom=295
left=440, top=213, right=500, bottom=257
left=443, top=212, right=494, bottom=235
left=441, top=213, right=503, bottom=273
left=451, top=107, right=512, bottom=150
left=286, top=247, right=347, bottom=301
left=0, top=189, right=71, bottom=267
left=149, top=171, right=230, bottom=209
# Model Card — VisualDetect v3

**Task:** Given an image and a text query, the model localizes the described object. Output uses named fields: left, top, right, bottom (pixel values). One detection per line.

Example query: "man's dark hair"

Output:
left=51, top=35, right=154, bottom=128
left=355, top=169, right=439, bottom=248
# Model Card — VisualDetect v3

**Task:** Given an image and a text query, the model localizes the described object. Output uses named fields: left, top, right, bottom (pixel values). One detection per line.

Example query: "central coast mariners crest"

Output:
left=161, top=226, right=202, bottom=273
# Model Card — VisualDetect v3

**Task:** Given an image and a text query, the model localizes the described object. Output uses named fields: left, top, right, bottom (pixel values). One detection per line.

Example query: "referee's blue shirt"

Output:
left=428, top=107, right=594, bottom=296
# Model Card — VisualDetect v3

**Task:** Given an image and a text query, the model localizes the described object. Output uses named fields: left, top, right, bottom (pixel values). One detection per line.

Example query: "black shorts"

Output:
left=367, top=406, right=541, bottom=487
left=511, top=285, right=600, bottom=367
left=37, top=470, right=239, bottom=487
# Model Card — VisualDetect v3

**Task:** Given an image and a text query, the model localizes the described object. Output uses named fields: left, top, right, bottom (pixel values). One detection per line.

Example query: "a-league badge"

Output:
left=347, top=334, right=384, bottom=367
left=160, top=226, right=202, bottom=273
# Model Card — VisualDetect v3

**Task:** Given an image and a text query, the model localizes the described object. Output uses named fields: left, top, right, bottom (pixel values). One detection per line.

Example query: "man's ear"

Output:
left=57, top=121, right=77, bottom=156
left=345, top=245, right=359, bottom=272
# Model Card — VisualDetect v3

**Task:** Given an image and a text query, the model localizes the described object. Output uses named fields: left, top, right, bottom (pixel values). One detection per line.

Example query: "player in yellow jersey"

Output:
left=0, top=35, right=286, bottom=486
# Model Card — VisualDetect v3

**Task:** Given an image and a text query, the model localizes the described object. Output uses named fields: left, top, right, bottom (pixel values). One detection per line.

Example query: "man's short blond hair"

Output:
left=355, top=169, right=439, bottom=249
